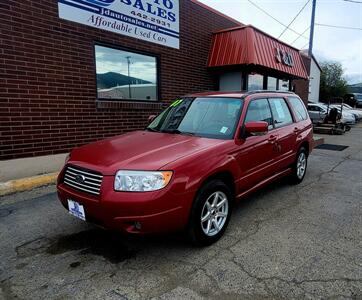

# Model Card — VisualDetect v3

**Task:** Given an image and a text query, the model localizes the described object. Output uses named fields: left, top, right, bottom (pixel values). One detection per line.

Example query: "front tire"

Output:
left=290, top=147, right=308, bottom=184
left=188, top=180, right=232, bottom=246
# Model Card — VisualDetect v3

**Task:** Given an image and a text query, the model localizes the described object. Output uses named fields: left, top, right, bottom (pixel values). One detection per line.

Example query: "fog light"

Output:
left=134, top=222, right=142, bottom=230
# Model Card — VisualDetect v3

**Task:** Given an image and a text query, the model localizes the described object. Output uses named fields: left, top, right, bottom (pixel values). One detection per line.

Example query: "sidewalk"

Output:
left=0, top=153, right=67, bottom=196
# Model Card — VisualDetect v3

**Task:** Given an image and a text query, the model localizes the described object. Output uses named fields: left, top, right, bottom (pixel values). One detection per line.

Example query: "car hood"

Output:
left=348, top=109, right=362, bottom=117
left=69, top=131, right=225, bottom=175
left=342, top=111, right=354, bottom=118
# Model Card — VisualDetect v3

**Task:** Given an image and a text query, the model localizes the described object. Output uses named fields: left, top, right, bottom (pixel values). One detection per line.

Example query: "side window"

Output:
left=245, top=98, right=274, bottom=130
left=289, top=97, right=308, bottom=121
left=268, top=98, right=293, bottom=128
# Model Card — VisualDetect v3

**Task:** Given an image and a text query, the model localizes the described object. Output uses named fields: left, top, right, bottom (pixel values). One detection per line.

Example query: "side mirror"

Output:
left=244, top=121, right=269, bottom=136
left=148, top=115, right=156, bottom=123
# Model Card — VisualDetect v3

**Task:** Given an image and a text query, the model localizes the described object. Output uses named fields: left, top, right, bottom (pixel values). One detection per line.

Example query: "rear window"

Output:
left=289, top=97, right=308, bottom=121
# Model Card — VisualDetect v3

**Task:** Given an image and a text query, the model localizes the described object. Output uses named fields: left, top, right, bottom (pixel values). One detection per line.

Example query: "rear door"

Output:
left=235, top=98, right=278, bottom=192
left=268, top=97, right=296, bottom=171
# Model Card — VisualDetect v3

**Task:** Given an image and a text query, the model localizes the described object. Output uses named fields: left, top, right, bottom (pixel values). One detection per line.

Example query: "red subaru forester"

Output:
left=57, top=91, right=313, bottom=245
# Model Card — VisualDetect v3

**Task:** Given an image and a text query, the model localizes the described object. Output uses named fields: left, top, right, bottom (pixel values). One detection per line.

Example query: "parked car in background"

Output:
left=57, top=91, right=313, bottom=246
left=307, top=103, right=328, bottom=124
left=344, top=93, right=362, bottom=108
left=307, top=103, right=356, bottom=125
left=330, top=104, right=361, bottom=122
left=342, top=104, right=362, bottom=120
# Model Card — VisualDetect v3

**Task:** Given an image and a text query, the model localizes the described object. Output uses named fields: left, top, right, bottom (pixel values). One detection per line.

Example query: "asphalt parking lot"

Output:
left=1, top=125, right=361, bottom=300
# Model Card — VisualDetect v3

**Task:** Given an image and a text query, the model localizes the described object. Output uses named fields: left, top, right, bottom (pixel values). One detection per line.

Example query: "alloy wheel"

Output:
left=297, top=152, right=307, bottom=179
left=200, top=191, right=229, bottom=237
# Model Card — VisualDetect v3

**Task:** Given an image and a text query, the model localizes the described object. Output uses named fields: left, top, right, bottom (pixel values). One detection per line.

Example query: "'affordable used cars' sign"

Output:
left=58, top=0, right=180, bottom=49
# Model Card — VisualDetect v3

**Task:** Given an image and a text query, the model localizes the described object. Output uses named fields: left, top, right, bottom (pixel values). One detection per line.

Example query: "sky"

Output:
left=198, top=0, right=362, bottom=84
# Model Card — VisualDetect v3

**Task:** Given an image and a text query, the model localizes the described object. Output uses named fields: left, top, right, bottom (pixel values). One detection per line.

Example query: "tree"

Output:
left=319, top=61, right=348, bottom=103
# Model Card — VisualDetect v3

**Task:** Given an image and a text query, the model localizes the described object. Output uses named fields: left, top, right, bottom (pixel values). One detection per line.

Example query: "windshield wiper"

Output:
left=162, top=129, right=195, bottom=136
left=145, top=127, right=159, bottom=132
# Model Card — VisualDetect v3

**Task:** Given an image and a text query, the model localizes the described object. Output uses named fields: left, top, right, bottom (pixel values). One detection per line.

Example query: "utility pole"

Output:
left=308, top=0, right=317, bottom=57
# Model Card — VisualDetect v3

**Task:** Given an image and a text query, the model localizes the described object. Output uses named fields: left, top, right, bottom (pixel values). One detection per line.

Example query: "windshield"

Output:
left=147, top=97, right=243, bottom=139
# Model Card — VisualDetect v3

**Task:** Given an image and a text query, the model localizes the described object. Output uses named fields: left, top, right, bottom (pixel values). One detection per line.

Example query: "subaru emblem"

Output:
left=75, top=174, right=86, bottom=184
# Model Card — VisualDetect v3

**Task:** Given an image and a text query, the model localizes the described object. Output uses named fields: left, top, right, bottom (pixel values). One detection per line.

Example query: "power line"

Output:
left=247, top=0, right=309, bottom=40
left=278, top=0, right=311, bottom=39
left=316, top=23, right=362, bottom=31
left=342, top=0, right=362, bottom=3
left=301, top=41, right=309, bottom=49
left=291, top=26, right=310, bottom=45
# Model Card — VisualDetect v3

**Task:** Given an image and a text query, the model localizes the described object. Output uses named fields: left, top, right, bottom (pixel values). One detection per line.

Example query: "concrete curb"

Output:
left=313, top=136, right=325, bottom=148
left=0, top=172, right=59, bottom=196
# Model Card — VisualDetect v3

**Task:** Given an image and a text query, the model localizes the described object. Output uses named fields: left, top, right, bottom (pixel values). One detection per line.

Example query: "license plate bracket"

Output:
left=67, top=199, right=86, bottom=221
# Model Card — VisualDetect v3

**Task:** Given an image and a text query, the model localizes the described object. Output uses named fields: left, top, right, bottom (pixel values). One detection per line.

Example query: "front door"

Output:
left=235, top=98, right=278, bottom=192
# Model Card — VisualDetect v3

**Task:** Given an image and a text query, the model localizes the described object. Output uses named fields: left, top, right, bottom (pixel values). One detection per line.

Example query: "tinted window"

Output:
left=245, top=99, right=273, bottom=129
left=289, top=97, right=308, bottom=121
left=267, top=77, right=277, bottom=90
left=269, top=98, right=293, bottom=128
left=308, top=105, right=320, bottom=112
left=248, top=74, right=264, bottom=91
left=95, top=45, right=158, bottom=101
left=148, top=98, right=243, bottom=139
left=279, top=79, right=290, bottom=91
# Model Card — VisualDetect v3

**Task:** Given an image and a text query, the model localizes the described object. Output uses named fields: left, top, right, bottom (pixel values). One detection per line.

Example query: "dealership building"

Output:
left=1, top=0, right=315, bottom=172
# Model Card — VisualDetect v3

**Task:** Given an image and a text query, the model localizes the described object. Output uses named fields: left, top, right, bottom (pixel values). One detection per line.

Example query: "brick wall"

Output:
left=0, top=0, right=239, bottom=160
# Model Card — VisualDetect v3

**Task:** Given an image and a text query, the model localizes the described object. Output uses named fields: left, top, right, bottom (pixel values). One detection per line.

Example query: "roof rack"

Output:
left=244, top=90, right=296, bottom=96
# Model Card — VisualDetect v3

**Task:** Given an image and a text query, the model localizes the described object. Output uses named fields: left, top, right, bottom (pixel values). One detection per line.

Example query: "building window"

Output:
left=267, top=77, right=277, bottom=90
left=95, top=45, right=158, bottom=101
left=279, top=79, right=290, bottom=91
left=248, top=73, right=263, bottom=91
left=219, top=72, right=242, bottom=91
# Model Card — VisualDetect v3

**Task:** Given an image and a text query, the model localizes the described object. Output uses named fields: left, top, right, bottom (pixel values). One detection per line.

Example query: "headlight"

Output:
left=114, top=170, right=173, bottom=192
left=65, top=153, right=71, bottom=164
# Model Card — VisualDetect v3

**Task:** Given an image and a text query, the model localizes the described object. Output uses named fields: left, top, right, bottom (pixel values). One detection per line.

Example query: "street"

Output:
left=1, top=127, right=362, bottom=300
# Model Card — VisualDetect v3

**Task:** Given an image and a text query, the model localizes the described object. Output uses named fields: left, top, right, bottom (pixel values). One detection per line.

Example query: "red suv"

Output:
left=57, top=91, right=313, bottom=245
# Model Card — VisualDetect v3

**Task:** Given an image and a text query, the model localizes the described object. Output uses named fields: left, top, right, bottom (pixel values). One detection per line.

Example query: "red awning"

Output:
left=208, top=25, right=308, bottom=79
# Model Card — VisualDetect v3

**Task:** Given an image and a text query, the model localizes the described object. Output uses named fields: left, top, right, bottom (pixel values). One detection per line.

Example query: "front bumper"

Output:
left=57, top=171, right=196, bottom=234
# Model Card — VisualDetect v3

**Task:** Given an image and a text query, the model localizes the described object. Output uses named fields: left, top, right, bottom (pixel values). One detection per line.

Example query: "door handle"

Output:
left=268, top=135, right=278, bottom=143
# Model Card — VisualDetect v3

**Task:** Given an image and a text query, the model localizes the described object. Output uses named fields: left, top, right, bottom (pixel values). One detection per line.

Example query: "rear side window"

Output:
left=245, top=98, right=273, bottom=129
left=268, top=98, right=293, bottom=128
left=289, top=97, right=308, bottom=121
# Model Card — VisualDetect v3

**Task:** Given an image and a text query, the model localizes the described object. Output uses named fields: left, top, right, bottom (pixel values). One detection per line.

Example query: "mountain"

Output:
left=97, top=72, right=151, bottom=89
left=347, top=82, right=362, bottom=93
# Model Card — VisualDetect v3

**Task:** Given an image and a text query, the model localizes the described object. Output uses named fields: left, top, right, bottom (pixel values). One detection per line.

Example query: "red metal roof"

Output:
left=208, top=25, right=308, bottom=79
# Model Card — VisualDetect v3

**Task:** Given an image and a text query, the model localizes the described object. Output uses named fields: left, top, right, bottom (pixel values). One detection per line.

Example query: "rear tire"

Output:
left=187, top=180, right=232, bottom=246
left=290, top=147, right=308, bottom=184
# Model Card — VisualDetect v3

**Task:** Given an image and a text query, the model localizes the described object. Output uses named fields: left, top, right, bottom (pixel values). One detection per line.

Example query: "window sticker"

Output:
left=170, top=99, right=183, bottom=107
left=220, top=126, right=229, bottom=134
left=274, top=101, right=285, bottom=118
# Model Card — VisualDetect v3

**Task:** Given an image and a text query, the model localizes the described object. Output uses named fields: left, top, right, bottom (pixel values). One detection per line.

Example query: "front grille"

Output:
left=63, top=165, right=103, bottom=196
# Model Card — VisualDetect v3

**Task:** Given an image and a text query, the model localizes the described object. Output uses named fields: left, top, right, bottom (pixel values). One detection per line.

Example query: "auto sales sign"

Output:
left=58, top=0, right=180, bottom=49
